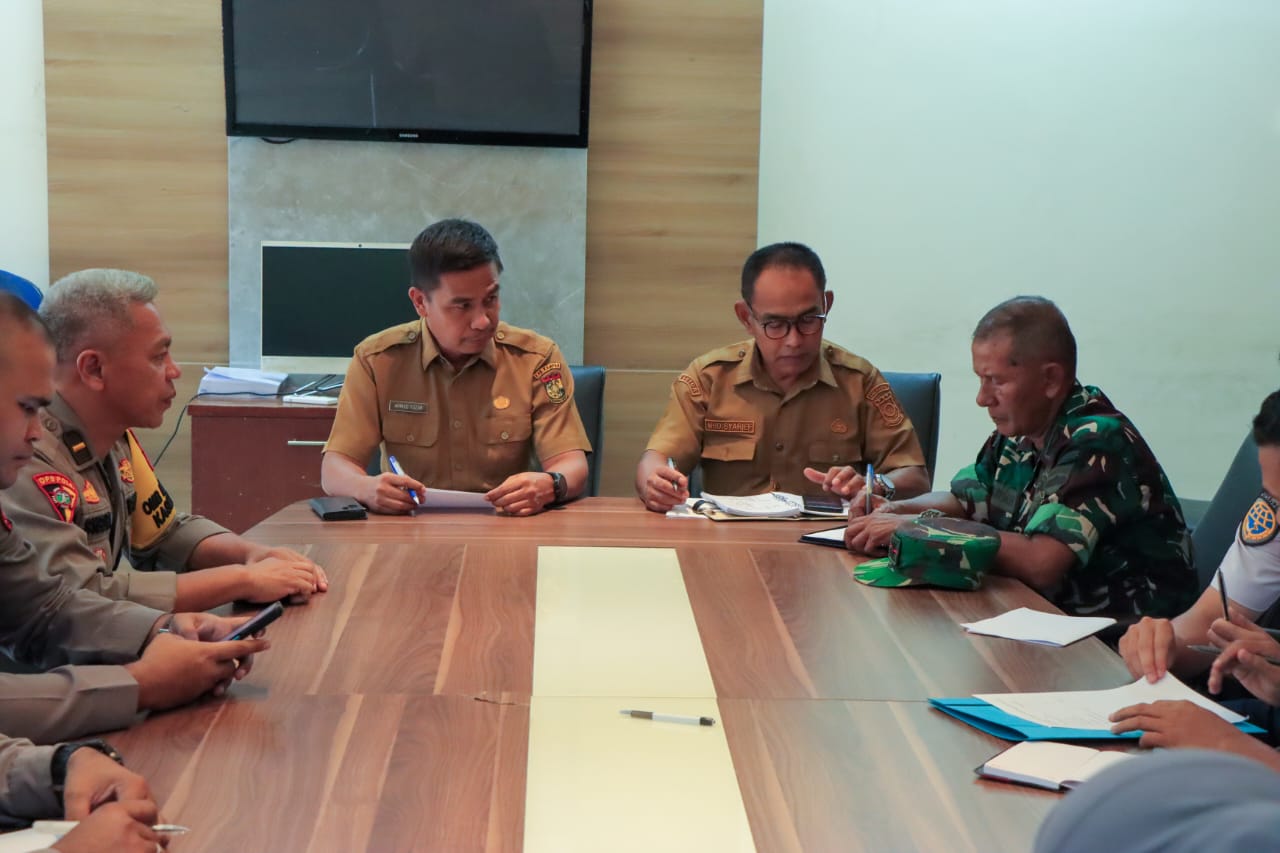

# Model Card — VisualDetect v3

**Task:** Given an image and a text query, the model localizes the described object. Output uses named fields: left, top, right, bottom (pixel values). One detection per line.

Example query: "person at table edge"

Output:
left=322, top=218, right=591, bottom=516
left=845, top=295, right=1196, bottom=619
left=637, top=241, right=931, bottom=512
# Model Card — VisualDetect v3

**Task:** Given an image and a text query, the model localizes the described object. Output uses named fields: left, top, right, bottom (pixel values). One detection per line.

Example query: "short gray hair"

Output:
left=40, top=269, right=159, bottom=364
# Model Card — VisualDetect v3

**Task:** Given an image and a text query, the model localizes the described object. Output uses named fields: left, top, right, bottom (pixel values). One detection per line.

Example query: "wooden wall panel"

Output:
left=584, top=0, right=763, bottom=370
left=45, top=0, right=764, bottom=500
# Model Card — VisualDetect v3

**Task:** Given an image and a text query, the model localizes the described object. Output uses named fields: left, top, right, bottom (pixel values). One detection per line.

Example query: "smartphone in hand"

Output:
left=216, top=601, right=284, bottom=642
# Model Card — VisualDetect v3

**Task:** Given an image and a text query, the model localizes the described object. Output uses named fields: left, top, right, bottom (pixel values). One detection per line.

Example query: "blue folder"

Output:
left=929, top=696, right=1266, bottom=741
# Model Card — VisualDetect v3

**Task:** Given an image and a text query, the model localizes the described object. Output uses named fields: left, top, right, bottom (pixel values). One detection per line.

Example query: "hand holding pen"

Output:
left=640, top=453, right=689, bottom=513
left=361, top=454, right=426, bottom=514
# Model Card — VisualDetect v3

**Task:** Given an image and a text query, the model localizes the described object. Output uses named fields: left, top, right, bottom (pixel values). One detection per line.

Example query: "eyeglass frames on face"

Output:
left=748, top=309, right=827, bottom=340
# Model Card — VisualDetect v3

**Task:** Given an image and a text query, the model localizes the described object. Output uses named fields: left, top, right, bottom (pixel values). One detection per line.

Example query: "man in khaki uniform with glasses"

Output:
left=637, top=242, right=932, bottom=512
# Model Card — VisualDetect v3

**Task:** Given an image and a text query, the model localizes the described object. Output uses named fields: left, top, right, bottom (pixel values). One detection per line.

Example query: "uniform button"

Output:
left=406, top=434, right=415, bottom=442
left=826, top=345, right=835, bottom=357
left=43, top=417, right=57, bottom=431
left=738, top=349, right=746, bottom=358
left=774, top=441, right=784, bottom=451
left=832, top=454, right=840, bottom=462
left=496, top=330, right=506, bottom=340
left=500, top=430, right=510, bottom=440
left=407, top=331, right=418, bottom=341
left=452, top=420, right=462, bottom=429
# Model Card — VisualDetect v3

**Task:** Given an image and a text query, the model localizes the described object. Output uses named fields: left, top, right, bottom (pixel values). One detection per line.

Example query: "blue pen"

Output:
left=387, top=454, right=422, bottom=506
left=865, top=463, right=874, bottom=515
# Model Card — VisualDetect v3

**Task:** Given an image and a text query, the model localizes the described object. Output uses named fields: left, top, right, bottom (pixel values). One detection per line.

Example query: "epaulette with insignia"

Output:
left=358, top=321, right=422, bottom=356
left=61, top=429, right=95, bottom=466
left=1240, top=492, right=1279, bottom=547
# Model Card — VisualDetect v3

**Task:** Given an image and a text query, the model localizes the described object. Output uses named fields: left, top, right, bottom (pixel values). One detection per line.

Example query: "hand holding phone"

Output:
left=216, top=601, right=285, bottom=642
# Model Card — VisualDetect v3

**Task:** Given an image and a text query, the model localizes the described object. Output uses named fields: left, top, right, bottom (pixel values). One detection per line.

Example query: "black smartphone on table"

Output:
left=802, top=494, right=846, bottom=515
left=216, top=601, right=284, bottom=642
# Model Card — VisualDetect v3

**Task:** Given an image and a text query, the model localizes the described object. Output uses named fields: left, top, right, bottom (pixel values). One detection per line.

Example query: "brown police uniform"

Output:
left=646, top=339, right=926, bottom=495
left=2, top=395, right=229, bottom=612
left=325, top=319, right=591, bottom=490
left=0, top=501, right=153, bottom=744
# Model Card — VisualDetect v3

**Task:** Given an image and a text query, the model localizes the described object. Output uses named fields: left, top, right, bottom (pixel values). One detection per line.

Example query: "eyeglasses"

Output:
left=749, top=309, right=827, bottom=340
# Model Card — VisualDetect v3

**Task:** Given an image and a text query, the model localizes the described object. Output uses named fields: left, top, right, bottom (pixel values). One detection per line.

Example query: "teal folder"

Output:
left=929, top=696, right=1266, bottom=741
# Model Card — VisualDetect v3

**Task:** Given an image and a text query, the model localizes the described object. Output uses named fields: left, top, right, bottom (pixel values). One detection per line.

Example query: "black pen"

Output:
left=1217, top=570, right=1229, bottom=621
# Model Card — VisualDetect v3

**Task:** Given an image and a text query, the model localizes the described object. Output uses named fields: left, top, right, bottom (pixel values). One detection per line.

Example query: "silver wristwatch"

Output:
left=874, top=473, right=896, bottom=500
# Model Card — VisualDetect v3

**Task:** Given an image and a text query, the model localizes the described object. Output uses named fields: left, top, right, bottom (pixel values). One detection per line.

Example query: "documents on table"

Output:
left=666, top=492, right=848, bottom=521
left=412, top=488, right=492, bottom=511
left=931, top=673, right=1265, bottom=740
left=798, top=525, right=847, bottom=547
left=961, top=607, right=1116, bottom=646
left=977, top=741, right=1135, bottom=791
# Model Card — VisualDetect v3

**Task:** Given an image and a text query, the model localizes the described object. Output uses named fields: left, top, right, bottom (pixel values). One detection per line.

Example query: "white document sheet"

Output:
left=413, top=488, right=492, bottom=511
left=961, top=607, right=1116, bottom=646
left=975, top=673, right=1247, bottom=730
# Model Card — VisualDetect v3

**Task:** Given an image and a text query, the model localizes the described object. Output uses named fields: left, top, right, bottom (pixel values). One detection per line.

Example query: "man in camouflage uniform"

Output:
left=636, top=242, right=931, bottom=511
left=845, top=296, right=1196, bottom=618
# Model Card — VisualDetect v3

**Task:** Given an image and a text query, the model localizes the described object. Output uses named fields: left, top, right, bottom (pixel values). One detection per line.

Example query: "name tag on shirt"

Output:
left=389, top=400, right=427, bottom=414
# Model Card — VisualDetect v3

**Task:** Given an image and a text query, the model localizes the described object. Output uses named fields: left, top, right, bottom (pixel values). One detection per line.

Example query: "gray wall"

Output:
left=228, top=136, right=587, bottom=366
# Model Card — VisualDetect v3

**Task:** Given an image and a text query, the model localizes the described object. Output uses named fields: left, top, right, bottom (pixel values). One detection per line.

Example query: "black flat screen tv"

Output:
left=222, top=0, right=592, bottom=148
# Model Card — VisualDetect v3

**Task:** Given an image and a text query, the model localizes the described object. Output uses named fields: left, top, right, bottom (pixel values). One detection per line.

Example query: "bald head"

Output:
left=972, top=296, right=1077, bottom=378
left=40, top=269, right=159, bottom=365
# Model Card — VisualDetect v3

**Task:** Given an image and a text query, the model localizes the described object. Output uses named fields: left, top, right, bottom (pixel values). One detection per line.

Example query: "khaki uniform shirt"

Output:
left=0, top=501, right=146, bottom=745
left=0, top=734, right=58, bottom=828
left=2, top=395, right=228, bottom=612
left=646, top=340, right=926, bottom=495
left=325, top=319, right=591, bottom=490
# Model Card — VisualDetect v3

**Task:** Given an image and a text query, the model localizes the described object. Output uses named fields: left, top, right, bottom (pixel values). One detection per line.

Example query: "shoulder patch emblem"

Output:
left=705, top=418, right=755, bottom=435
left=677, top=373, right=702, bottom=399
left=33, top=473, right=79, bottom=523
left=539, top=371, right=567, bottom=404
left=533, top=361, right=564, bottom=382
left=117, top=458, right=135, bottom=484
left=866, top=382, right=906, bottom=428
left=1240, top=492, right=1278, bottom=547
left=82, top=480, right=101, bottom=504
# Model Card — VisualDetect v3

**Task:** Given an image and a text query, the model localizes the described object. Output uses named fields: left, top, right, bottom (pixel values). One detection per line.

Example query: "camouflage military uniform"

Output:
left=950, top=383, right=1195, bottom=617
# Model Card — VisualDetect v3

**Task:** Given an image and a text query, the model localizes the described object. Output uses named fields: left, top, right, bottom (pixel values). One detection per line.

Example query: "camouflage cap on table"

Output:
left=853, top=517, right=1000, bottom=590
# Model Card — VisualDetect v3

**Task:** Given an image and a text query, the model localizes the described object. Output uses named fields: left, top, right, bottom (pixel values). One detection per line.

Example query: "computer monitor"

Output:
left=260, top=241, right=416, bottom=374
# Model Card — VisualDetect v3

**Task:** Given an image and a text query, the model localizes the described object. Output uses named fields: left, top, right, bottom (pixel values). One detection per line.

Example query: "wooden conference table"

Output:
left=106, top=498, right=1131, bottom=852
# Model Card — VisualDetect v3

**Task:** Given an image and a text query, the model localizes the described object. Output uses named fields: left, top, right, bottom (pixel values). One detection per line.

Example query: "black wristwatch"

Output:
left=51, top=739, right=124, bottom=798
left=548, top=471, right=568, bottom=505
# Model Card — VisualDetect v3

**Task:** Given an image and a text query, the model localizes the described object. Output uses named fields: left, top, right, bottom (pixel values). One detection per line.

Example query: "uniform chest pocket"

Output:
left=701, top=432, right=758, bottom=463
left=486, top=415, right=532, bottom=447
left=808, top=437, right=863, bottom=466
left=382, top=411, right=440, bottom=448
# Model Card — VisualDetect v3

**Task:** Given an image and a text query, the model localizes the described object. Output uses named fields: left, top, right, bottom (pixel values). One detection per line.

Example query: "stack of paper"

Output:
left=961, top=607, right=1116, bottom=646
left=198, top=366, right=286, bottom=397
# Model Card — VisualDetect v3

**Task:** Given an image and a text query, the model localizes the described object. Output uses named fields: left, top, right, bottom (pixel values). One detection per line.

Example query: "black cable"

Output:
left=154, top=390, right=285, bottom=465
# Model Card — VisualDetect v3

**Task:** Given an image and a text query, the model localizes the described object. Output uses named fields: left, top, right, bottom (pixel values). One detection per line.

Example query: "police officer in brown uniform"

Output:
left=2, top=270, right=327, bottom=614
left=637, top=242, right=931, bottom=512
left=322, top=219, right=591, bottom=515
left=0, top=293, right=268, bottom=747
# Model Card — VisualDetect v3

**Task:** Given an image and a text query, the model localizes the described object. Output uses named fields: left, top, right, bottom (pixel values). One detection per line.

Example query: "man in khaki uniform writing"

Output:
left=3, top=270, right=327, bottom=614
left=637, top=242, right=931, bottom=511
left=322, top=219, right=591, bottom=515
left=0, top=293, right=268, bottom=746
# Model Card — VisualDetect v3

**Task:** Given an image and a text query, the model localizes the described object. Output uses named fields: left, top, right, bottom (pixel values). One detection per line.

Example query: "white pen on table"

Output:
left=620, top=708, right=715, bottom=726
left=32, top=820, right=189, bottom=836
left=387, top=454, right=423, bottom=506
left=865, top=463, right=874, bottom=514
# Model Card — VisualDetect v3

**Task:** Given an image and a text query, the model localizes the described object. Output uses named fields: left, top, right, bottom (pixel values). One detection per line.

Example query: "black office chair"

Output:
left=881, top=371, right=942, bottom=486
left=570, top=365, right=606, bottom=496
left=1191, top=434, right=1261, bottom=588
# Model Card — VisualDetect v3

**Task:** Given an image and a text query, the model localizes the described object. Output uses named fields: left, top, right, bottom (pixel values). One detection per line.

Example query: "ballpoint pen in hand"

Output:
left=865, top=463, right=874, bottom=514
left=387, top=454, right=423, bottom=506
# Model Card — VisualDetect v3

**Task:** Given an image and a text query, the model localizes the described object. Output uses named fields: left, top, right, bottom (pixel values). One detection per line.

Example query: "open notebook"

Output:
left=667, top=492, right=848, bottom=521
left=977, top=741, right=1134, bottom=791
